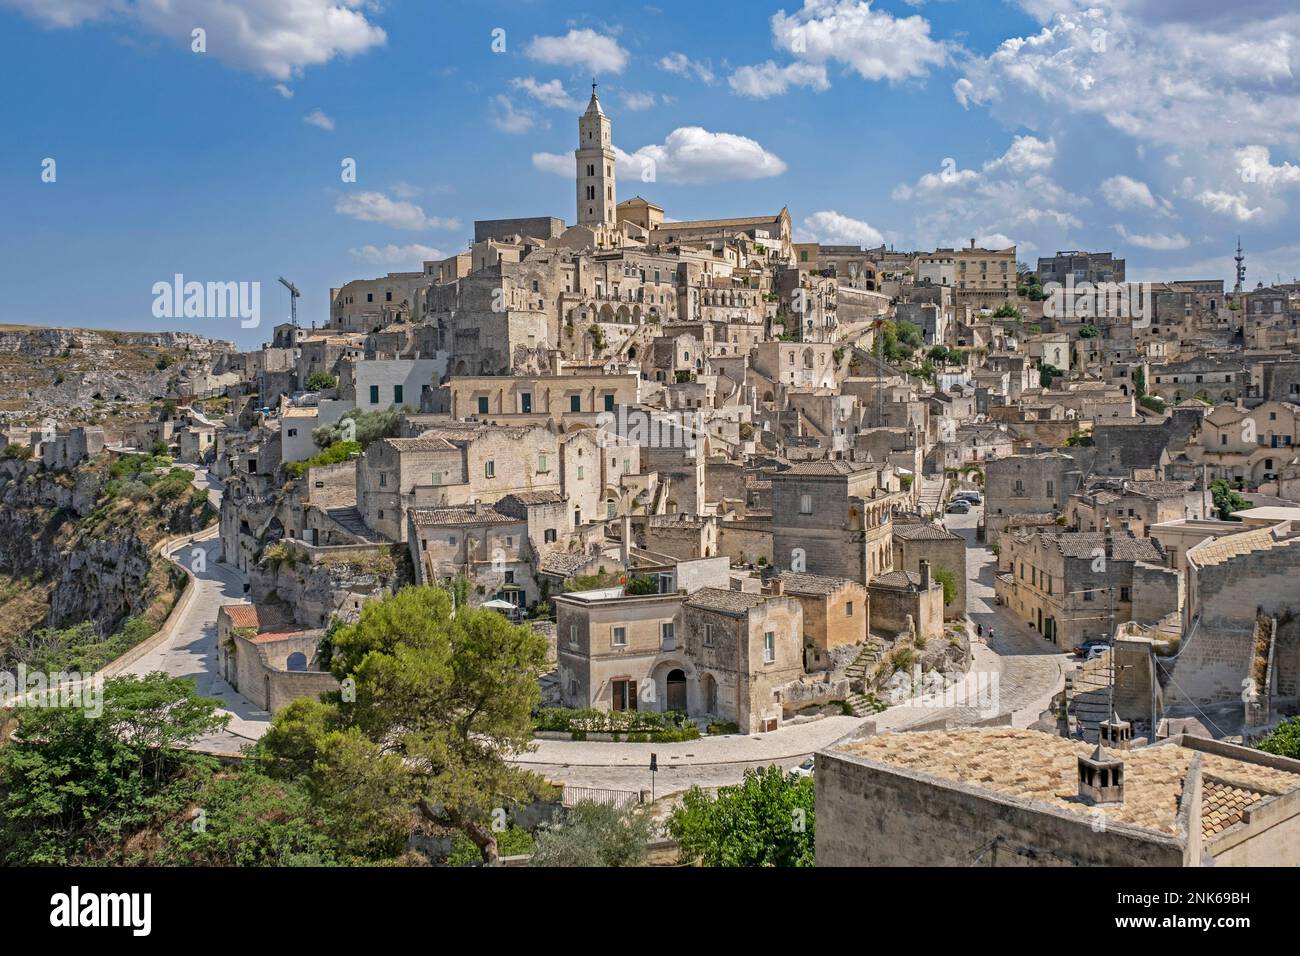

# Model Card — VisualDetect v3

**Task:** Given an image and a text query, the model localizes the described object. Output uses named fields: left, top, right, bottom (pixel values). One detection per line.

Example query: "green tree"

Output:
left=1133, top=367, right=1147, bottom=399
left=0, top=674, right=228, bottom=865
left=312, top=407, right=405, bottom=450
left=257, top=585, right=550, bottom=864
left=932, top=567, right=958, bottom=607
left=158, top=770, right=338, bottom=866
left=1256, top=717, right=1300, bottom=760
left=994, top=303, right=1021, bottom=319
left=1078, top=324, right=1101, bottom=338
left=668, top=765, right=815, bottom=867
left=528, top=801, right=653, bottom=867
left=1210, top=479, right=1251, bottom=520
left=1039, top=363, right=1063, bottom=389
left=304, top=370, right=337, bottom=392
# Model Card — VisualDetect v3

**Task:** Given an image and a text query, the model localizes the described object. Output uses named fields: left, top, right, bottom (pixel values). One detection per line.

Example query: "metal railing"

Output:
left=562, top=786, right=643, bottom=810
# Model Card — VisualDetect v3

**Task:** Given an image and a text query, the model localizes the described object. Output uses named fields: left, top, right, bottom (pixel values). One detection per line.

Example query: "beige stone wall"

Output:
left=815, top=751, right=1187, bottom=867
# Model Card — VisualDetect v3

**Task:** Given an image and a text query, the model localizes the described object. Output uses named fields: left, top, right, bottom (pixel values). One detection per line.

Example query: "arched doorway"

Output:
left=701, top=673, right=718, bottom=715
left=286, top=652, right=307, bottom=671
left=666, top=669, right=687, bottom=712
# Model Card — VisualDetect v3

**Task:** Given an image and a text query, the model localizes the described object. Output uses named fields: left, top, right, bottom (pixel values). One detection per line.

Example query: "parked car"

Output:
left=1072, top=639, right=1107, bottom=657
left=1086, top=645, right=1109, bottom=661
left=946, top=499, right=971, bottom=514
left=955, top=491, right=982, bottom=504
left=789, top=757, right=815, bottom=779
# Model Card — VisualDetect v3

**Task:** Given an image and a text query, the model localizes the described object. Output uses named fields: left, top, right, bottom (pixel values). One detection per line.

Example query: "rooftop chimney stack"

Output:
left=1078, top=744, right=1125, bottom=805
left=920, top=559, right=932, bottom=591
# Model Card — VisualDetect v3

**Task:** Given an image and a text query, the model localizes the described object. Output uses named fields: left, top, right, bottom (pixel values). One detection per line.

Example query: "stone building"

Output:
left=216, top=604, right=337, bottom=714
left=994, top=529, right=1167, bottom=647
left=867, top=565, right=944, bottom=642
left=1163, top=521, right=1300, bottom=712
left=983, top=451, right=1086, bottom=544
left=1067, top=479, right=1206, bottom=537
left=770, top=460, right=906, bottom=582
left=775, top=571, right=869, bottom=671
left=817, top=728, right=1300, bottom=867
left=679, top=587, right=804, bottom=732
left=891, top=522, right=966, bottom=619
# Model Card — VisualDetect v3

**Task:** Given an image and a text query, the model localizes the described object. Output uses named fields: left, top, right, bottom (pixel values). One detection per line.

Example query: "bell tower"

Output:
left=576, top=81, right=616, bottom=228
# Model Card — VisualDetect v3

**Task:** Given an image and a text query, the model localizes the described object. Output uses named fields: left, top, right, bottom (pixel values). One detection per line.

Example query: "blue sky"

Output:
left=3, top=0, right=1299, bottom=349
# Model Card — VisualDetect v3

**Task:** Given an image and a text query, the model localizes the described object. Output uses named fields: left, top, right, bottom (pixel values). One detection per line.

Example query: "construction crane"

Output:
left=278, top=276, right=301, bottom=326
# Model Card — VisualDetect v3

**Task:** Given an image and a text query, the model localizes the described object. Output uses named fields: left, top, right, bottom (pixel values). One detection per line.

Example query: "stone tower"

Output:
left=576, top=82, right=616, bottom=227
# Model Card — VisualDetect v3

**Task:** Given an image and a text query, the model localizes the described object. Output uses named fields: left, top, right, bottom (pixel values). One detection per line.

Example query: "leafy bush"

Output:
left=534, top=708, right=699, bottom=740
left=1255, top=717, right=1300, bottom=760
left=668, top=766, right=814, bottom=867
left=1, top=443, right=33, bottom=460
left=528, top=802, right=652, bottom=868
left=285, top=440, right=361, bottom=478
left=304, top=371, right=337, bottom=392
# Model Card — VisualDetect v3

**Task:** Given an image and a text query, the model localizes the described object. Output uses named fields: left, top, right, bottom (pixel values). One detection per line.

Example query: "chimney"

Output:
left=919, top=559, right=932, bottom=591
left=970, top=238, right=976, bottom=250
left=620, top=514, right=632, bottom=566
left=1099, top=712, right=1133, bottom=750
left=1077, top=744, right=1125, bottom=805
left=769, top=578, right=784, bottom=597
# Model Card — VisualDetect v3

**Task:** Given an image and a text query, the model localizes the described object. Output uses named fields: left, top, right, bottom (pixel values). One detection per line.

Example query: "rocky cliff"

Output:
left=0, top=454, right=213, bottom=653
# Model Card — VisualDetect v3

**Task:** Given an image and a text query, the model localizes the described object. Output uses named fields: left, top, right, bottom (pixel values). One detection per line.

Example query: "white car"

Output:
left=789, top=757, right=815, bottom=779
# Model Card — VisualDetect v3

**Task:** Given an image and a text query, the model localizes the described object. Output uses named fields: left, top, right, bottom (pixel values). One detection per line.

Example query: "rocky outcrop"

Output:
left=0, top=457, right=209, bottom=642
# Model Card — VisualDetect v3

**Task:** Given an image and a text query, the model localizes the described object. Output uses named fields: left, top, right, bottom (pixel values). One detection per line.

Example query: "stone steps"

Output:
left=844, top=692, right=882, bottom=717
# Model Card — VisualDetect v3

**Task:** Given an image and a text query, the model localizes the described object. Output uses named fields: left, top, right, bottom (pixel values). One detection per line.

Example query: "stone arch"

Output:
left=286, top=652, right=308, bottom=671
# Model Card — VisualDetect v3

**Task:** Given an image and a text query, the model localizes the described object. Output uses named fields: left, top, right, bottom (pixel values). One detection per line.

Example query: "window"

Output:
left=448, top=535, right=456, bottom=545
left=366, top=293, right=373, bottom=302
left=763, top=631, right=776, bottom=663
left=288, top=428, right=297, bottom=437
left=661, top=622, right=674, bottom=647
left=385, top=291, right=392, bottom=302
left=703, top=624, right=715, bottom=647
left=612, top=626, right=627, bottom=647
left=1083, top=589, right=1095, bottom=602
left=799, top=494, right=813, bottom=514
left=369, top=385, right=380, bottom=404
left=544, top=528, right=557, bottom=544
left=393, top=384, right=403, bottom=404
left=538, top=454, right=549, bottom=473
left=1013, top=479, right=1026, bottom=496
left=570, top=395, right=581, bottom=412
left=1120, top=586, right=1132, bottom=602
left=569, top=624, right=578, bottom=649
left=520, top=393, right=533, bottom=414
left=612, top=679, right=637, bottom=711
left=577, top=465, right=584, bottom=481
left=477, top=396, right=489, bottom=414
left=604, top=394, right=615, bottom=412
left=846, top=601, right=853, bottom=617
left=485, top=460, right=495, bottom=478
left=379, top=473, right=387, bottom=487
left=1046, top=480, right=1055, bottom=498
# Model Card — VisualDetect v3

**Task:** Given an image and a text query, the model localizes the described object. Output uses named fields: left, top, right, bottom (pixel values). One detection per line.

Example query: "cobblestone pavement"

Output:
left=122, top=469, right=268, bottom=755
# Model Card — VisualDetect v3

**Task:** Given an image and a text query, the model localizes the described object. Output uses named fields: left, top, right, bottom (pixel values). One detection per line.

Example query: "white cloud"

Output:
left=1195, top=189, right=1263, bottom=222
left=534, top=126, right=786, bottom=185
left=335, top=191, right=461, bottom=231
left=768, top=0, right=951, bottom=84
left=3, top=0, right=388, bottom=80
left=525, top=29, right=628, bottom=75
left=728, top=61, right=829, bottom=98
left=488, top=95, right=535, bottom=135
left=303, top=109, right=335, bottom=131
left=657, top=52, right=716, bottom=83
left=619, top=90, right=658, bottom=111
left=273, top=83, right=294, bottom=99
left=511, top=77, right=583, bottom=112
left=1114, top=224, right=1189, bottom=250
left=797, top=211, right=884, bottom=246
left=1101, top=174, right=1157, bottom=210
left=1235, top=145, right=1300, bottom=189
left=983, top=135, right=1056, bottom=174
left=349, top=244, right=447, bottom=267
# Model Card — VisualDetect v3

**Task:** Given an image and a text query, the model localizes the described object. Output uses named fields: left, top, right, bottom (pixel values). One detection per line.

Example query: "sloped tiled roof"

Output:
left=777, top=571, right=857, bottom=595
left=685, top=587, right=767, bottom=616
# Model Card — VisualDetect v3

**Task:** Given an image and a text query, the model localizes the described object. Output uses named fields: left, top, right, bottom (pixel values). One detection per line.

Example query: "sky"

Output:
left=2, top=0, right=1300, bottom=350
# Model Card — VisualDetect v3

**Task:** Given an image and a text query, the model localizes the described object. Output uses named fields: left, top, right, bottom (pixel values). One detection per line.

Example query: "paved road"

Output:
left=122, top=468, right=269, bottom=754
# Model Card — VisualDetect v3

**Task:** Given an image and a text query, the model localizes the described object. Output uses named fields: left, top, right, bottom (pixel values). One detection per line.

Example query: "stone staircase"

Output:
left=325, top=506, right=380, bottom=544
left=844, top=638, right=891, bottom=715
